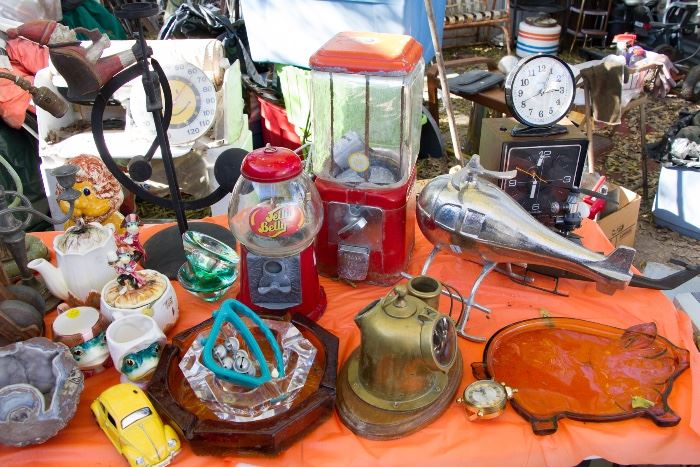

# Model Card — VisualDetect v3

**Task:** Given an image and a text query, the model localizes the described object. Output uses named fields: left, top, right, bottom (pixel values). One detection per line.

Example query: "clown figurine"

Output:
left=117, top=214, right=146, bottom=258
left=108, top=246, right=145, bottom=294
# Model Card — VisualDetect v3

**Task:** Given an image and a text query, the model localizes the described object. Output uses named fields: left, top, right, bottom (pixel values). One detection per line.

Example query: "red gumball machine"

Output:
left=309, top=31, right=425, bottom=285
left=228, top=145, right=326, bottom=320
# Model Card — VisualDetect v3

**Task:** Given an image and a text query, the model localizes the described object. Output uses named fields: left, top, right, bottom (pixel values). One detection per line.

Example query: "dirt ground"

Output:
left=417, top=45, right=700, bottom=270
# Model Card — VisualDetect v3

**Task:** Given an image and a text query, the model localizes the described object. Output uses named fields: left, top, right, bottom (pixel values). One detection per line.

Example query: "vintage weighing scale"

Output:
left=24, top=3, right=245, bottom=278
left=309, top=31, right=424, bottom=285
left=228, top=145, right=326, bottom=320
left=479, top=54, right=588, bottom=227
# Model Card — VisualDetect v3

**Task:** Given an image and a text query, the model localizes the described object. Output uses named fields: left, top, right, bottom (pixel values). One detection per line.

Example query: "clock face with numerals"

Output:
left=505, top=54, right=576, bottom=128
left=501, top=144, right=584, bottom=216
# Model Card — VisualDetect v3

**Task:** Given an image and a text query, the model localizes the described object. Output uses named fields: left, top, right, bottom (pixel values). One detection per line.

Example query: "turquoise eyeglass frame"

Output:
left=202, top=299, right=285, bottom=388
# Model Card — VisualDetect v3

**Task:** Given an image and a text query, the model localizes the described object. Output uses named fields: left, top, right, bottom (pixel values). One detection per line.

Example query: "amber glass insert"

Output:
left=472, top=318, right=690, bottom=435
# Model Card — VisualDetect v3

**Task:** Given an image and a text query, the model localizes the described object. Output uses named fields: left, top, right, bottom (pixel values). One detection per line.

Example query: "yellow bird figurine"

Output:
left=57, top=154, right=125, bottom=233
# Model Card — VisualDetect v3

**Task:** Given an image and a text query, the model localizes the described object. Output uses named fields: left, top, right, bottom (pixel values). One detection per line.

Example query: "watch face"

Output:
left=505, top=55, right=575, bottom=128
left=464, top=380, right=507, bottom=409
left=432, top=315, right=457, bottom=369
left=502, top=144, right=583, bottom=216
left=129, top=62, right=218, bottom=145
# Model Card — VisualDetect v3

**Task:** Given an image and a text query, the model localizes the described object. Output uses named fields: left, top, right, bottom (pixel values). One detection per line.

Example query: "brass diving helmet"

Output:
left=336, top=275, right=463, bottom=439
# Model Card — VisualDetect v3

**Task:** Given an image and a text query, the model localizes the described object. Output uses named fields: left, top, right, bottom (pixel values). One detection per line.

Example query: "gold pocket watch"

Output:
left=457, top=380, right=516, bottom=421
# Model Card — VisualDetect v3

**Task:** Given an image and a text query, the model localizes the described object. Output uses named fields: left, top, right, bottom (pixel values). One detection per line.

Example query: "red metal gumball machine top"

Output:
left=228, top=145, right=326, bottom=320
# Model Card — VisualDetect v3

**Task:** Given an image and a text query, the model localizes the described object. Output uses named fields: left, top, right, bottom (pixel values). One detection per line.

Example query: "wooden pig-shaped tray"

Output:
left=472, top=318, right=690, bottom=435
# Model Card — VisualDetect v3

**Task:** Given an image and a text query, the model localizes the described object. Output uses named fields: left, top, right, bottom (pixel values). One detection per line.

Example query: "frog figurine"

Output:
left=119, top=341, right=162, bottom=382
left=106, top=314, right=165, bottom=386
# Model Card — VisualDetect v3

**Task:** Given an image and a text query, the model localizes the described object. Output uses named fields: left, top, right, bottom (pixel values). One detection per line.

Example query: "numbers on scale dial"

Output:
left=509, top=56, right=574, bottom=127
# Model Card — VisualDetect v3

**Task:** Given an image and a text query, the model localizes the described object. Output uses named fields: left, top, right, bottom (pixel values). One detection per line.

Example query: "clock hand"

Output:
left=540, top=67, right=554, bottom=94
left=522, top=89, right=544, bottom=103
left=522, top=70, right=560, bottom=104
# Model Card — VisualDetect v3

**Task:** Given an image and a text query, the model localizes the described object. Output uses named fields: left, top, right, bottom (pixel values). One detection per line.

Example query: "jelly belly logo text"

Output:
left=249, top=204, right=304, bottom=238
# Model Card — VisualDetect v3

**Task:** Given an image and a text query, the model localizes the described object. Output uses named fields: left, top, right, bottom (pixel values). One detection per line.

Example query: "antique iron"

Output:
left=336, top=275, right=462, bottom=440
left=417, top=155, right=637, bottom=339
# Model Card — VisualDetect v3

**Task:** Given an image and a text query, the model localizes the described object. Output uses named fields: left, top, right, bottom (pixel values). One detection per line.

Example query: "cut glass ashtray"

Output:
left=179, top=319, right=316, bottom=422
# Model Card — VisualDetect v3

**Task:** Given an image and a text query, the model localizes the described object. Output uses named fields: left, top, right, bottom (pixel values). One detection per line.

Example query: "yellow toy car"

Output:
left=91, top=383, right=180, bottom=467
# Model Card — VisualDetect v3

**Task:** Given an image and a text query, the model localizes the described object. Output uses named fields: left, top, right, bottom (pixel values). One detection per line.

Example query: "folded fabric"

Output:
left=448, top=70, right=490, bottom=87
left=448, top=71, right=504, bottom=95
left=636, top=51, right=678, bottom=98
left=577, top=56, right=624, bottom=125
left=61, top=0, right=127, bottom=40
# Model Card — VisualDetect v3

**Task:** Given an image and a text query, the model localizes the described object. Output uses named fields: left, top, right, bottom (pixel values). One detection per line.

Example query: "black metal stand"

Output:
left=90, top=3, right=245, bottom=278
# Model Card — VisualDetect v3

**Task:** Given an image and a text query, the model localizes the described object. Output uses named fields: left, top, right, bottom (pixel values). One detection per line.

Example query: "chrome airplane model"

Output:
left=417, top=156, right=699, bottom=341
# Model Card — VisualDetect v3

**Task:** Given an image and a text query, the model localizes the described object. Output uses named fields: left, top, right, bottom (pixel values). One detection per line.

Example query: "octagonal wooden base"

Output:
left=146, top=313, right=338, bottom=457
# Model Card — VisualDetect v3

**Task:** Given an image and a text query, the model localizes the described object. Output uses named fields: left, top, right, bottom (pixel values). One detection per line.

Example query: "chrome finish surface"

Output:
left=417, top=156, right=635, bottom=295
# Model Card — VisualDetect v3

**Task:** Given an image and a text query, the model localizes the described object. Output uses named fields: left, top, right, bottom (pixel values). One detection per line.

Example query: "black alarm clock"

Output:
left=479, top=118, right=588, bottom=225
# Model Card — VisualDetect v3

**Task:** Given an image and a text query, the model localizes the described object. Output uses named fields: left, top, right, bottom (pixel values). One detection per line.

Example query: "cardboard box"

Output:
left=596, top=182, right=641, bottom=248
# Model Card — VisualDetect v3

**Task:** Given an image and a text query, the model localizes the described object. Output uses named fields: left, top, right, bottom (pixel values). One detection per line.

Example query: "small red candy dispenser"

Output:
left=228, top=145, right=326, bottom=320
left=309, top=32, right=424, bottom=285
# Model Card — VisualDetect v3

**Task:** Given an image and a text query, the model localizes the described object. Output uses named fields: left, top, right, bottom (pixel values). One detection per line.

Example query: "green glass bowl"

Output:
left=178, top=231, right=239, bottom=302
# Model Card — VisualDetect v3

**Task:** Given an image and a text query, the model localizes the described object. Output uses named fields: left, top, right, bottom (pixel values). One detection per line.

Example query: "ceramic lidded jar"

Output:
left=100, top=270, right=178, bottom=333
left=28, top=222, right=117, bottom=308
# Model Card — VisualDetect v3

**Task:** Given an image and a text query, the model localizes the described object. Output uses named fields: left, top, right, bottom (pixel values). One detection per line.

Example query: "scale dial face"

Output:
left=463, top=380, right=508, bottom=410
left=502, top=144, right=584, bottom=216
left=130, top=62, right=217, bottom=145
left=505, top=54, right=576, bottom=128
left=432, top=315, right=457, bottom=369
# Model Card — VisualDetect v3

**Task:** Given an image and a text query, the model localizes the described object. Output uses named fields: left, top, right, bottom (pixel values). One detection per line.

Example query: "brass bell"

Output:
left=336, top=275, right=463, bottom=440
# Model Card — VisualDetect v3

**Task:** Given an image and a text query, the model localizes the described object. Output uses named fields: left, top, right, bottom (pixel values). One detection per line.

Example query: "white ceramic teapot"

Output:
left=29, top=222, right=117, bottom=308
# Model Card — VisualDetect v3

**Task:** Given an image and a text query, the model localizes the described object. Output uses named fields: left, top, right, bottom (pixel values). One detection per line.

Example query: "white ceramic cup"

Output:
left=106, top=314, right=165, bottom=385
left=100, top=270, right=179, bottom=333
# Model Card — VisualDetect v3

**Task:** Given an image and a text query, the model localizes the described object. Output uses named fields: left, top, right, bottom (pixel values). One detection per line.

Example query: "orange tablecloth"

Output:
left=1, top=216, right=699, bottom=466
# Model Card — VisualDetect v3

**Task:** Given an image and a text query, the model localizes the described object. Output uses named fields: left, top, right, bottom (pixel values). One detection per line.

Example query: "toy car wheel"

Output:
left=681, top=65, right=700, bottom=102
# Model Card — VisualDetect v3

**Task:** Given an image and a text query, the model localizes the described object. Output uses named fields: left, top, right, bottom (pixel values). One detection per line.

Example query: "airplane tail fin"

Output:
left=585, top=246, right=635, bottom=286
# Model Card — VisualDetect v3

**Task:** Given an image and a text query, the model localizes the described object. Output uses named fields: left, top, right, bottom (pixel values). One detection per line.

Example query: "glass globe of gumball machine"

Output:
left=310, top=31, right=424, bottom=285
left=228, top=145, right=326, bottom=320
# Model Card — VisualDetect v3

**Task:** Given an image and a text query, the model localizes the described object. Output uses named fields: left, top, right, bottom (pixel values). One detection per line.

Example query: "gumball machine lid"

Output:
left=310, top=31, right=423, bottom=75
left=241, top=145, right=303, bottom=183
